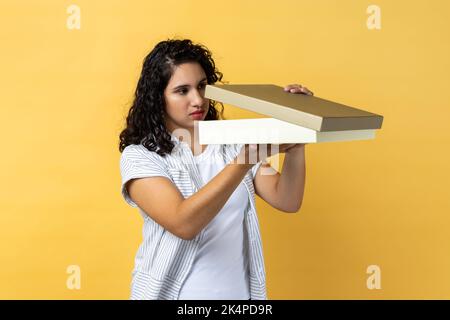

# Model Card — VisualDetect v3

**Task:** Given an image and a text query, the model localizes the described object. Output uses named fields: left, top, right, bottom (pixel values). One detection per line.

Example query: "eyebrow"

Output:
left=172, top=78, right=208, bottom=91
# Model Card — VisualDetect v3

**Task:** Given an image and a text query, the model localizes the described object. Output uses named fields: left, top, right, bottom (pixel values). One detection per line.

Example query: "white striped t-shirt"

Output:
left=119, top=136, right=267, bottom=300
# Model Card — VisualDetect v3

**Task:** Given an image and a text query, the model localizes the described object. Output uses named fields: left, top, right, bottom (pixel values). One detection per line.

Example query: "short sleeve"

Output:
left=120, top=145, right=172, bottom=207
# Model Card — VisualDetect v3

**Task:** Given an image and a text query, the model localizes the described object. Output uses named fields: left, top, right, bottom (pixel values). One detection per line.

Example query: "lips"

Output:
left=189, top=110, right=204, bottom=115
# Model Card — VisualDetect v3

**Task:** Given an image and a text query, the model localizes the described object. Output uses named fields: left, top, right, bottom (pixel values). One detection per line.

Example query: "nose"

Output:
left=190, top=88, right=206, bottom=107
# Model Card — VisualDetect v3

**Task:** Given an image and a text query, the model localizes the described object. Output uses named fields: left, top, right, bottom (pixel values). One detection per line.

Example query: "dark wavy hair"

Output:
left=118, top=39, right=224, bottom=156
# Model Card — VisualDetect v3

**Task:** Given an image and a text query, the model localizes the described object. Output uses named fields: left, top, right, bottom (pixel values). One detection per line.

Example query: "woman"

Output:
left=119, top=39, right=312, bottom=300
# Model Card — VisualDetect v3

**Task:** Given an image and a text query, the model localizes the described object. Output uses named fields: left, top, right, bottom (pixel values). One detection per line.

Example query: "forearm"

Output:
left=176, top=163, right=253, bottom=239
left=276, top=146, right=306, bottom=212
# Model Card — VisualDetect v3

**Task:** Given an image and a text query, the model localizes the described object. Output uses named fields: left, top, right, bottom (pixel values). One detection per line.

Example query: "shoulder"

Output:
left=120, top=144, right=169, bottom=175
left=121, top=144, right=166, bottom=163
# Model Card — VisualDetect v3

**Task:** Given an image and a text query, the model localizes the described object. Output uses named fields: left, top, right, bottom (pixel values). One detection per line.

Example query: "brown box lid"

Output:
left=205, top=84, right=383, bottom=132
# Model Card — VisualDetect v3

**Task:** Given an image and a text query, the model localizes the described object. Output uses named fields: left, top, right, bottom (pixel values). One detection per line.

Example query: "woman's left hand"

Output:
left=279, top=83, right=314, bottom=152
left=283, top=83, right=314, bottom=96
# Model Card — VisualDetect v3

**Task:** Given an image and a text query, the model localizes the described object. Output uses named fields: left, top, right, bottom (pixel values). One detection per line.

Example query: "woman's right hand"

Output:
left=232, top=144, right=297, bottom=165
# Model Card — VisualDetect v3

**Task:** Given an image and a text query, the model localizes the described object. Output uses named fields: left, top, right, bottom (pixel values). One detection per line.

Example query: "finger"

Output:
left=266, top=144, right=279, bottom=157
left=299, top=87, right=314, bottom=95
left=283, top=84, right=300, bottom=91
left=287, top=87, right=306, bottom=94
left=243, top=144, right=259, bottom=165
left=291, top=87, right=304, bottom=93
left=286, top=84, right=309, bottom=94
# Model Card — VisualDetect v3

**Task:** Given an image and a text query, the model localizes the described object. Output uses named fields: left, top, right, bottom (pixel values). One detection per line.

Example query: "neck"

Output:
left=170, top=127, right=206, bottom=156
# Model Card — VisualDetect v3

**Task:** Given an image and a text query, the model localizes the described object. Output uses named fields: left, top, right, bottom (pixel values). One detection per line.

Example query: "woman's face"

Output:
left=163, top=62, right=209, bottom=134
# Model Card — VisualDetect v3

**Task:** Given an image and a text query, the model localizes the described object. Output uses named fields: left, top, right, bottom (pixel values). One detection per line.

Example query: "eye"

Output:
left=178, top=88, right=188, bottom=95
left=199, top=82, right=206, bottom=89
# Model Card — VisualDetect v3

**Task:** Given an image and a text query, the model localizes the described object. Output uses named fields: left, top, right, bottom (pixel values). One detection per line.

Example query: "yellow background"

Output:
left=1, top=0, right=449, bottom=299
